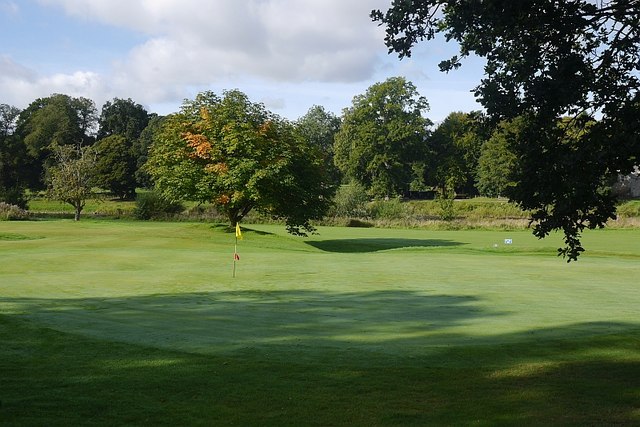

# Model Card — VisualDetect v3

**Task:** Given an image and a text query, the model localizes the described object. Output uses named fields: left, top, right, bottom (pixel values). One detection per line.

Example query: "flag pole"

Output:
left=233, top=222, right=242, bottom=278
left=233, top=234, right=237, bottom=278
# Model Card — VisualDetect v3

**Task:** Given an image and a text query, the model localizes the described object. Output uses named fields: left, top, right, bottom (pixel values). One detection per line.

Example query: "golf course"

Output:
left=1, top=220, right=639, bottom=425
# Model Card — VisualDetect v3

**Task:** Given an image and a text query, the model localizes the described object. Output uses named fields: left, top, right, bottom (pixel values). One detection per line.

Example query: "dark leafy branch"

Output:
left=373, top=1, right=640, bottom=260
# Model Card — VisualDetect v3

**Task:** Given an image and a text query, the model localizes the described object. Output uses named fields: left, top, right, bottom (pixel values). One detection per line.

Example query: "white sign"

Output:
left=504, top=239, right=513, bottom=245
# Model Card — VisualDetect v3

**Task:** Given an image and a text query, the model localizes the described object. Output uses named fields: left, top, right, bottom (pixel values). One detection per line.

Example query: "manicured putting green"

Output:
left=1, top=221, right=638, bottom=360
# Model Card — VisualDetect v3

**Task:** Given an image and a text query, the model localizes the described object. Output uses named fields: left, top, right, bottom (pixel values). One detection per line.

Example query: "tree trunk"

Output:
left=74, top=202, right=82, bottom=221
left=227, top=203, right=254, bottom=227
left=228, top=209, right=239, bottom=227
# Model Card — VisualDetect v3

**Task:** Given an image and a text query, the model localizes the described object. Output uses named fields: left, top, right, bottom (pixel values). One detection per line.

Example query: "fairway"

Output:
left=1, top=220, right=639, bottom=425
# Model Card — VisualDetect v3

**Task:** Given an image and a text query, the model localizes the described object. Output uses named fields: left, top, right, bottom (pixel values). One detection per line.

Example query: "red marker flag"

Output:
left=233, top=222, right=242, bottom=277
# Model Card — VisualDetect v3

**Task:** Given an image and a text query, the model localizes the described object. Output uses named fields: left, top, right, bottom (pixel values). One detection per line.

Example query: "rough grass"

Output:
left=1, top=221, right=639, bottom=425
left=27, top=195, right=640, bottom=230
left=27, top=197, right=137, bottom=218
left=616, top=200, right=640, bottom=218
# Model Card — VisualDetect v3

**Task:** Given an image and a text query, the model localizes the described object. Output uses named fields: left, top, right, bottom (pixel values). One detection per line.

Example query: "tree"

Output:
left=373, top=1, right=640, bottom=260
left=135, top=114, right=164, bottom=189
left=476, top=119, right=520, bottom=198
left=74, top=97, right=98, bottom=141
left=94, top=135, right=137, bottom=199
left=95, top=98, right=150, bottom=197
left=146, top=90, right=336, bottom=234
left=98, top=98, right=149, bottom=141
left=428, top=111, right=487, bottom=196
left=15, top=94, right=98, bottom=190
left=0, top=104, right=27, bottom=206
left=17, top=94, right=97, bottom=152
left=334, top=77, right=432, bottom=198
left=0, top=104, right=20, bottom=137
left=47, top=144, right=98, bottom=221
left=295, top=105, right=342, bottom=186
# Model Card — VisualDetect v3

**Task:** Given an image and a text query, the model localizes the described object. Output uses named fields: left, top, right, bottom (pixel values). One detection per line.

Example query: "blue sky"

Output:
left=0, top=0, right=486, bottom=122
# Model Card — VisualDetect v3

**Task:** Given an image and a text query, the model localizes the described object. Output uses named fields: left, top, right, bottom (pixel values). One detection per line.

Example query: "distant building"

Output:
left=614, top=166, right=640, bottom=199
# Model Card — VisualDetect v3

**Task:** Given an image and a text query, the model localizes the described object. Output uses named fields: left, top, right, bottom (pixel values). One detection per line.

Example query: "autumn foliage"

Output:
left=146, top=90, right=336, bottom=234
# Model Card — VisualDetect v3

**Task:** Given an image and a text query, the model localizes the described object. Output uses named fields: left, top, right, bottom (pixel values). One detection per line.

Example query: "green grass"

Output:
left=27, top=197, right=137, bottom=218
left=1, top=221, right=639, bottom=425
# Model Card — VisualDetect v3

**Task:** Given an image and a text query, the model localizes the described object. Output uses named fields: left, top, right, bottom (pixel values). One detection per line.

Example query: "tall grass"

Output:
left=0, top=202, right=29, bottom=221
left=25, top=191, right=640, bottom=229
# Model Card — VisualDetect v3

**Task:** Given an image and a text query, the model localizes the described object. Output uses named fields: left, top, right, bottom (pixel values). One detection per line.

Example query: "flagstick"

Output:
left=233, top=234, right=237, bottom=278
left=233, top=222, right=242, bottom=278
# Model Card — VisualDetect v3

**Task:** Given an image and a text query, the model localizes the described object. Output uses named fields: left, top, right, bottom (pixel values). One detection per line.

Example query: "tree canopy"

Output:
left=17, top=94, right=97, bottom=154
left=373, top=0, right=640, bottom=260
left=134, top=114, right=164, bottom=189
left=146, top=90, right=336, bottom=234
left=428, top=111, right=486, bottom=197
left=94, top=98, right=151, bottom=198
left=47, top=144, right=98, bottom=221
left=295, top=105, right=342, bottom=186
left=94, top=135, right=137, bottom=199
left=0, top=104, right=27, bottom=206
left=98, top=98, right=150, bottom=141
left=15, top=94, right=98, bottom=190
left=476, top=118, right=520, bottom=198
left=334, top=76, right=432, bottom=198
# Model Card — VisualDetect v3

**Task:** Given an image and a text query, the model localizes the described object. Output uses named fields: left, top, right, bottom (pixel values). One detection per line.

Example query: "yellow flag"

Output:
left=235, top=223, right=243, bottom=240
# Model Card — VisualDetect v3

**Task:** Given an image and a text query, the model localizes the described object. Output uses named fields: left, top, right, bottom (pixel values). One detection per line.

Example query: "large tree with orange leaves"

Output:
left=146, top=90, right=336, bottom=235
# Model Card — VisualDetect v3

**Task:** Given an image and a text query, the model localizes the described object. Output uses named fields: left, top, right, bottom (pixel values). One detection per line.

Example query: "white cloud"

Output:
left=0, top=55, right=107, bottom=108
left=18, top=0, right=393, bottom=113
left=0, top=55, right=36, bottom=81
left=5, top=0, right=482, bottom=119
left=38, top=0, right=389, bottom=83
left=0, top=1, right=19, bottom=16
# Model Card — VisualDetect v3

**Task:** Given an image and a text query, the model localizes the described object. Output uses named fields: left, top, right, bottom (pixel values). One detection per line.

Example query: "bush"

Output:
left=0, top=202, right=29, bottom=221
left=345, top=218, right=374, bottom=228
left=134, top=191, right=184, bottom=220
left=617, top=200, right=640, bottom=218
left=368, top=197, right=406, bottom=220
left=0, top=186, right=27, bottom=209
left=331, top=182, right=370, bottom=217
left=437, top=194, right=456, bottom=221
left=180, top=205, right=227, bottom=222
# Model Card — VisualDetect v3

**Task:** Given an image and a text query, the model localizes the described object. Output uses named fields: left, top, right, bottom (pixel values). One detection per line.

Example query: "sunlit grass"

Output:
left=27, top=197, right=137, bottom=216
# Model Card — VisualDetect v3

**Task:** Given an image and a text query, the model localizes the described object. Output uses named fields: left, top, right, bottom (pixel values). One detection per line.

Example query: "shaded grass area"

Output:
left=1, top=221, right=640, bottom=424
left=1, top=314, right=639, bottom=426
left=305, top=238, right=463, bottom=253
left=0, top=233, right=42, bottom=241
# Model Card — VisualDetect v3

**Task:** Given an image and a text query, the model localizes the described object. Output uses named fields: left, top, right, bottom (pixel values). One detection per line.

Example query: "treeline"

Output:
left=0, top=95, right=158, bottom=208
left=0, top=77, right=612, bottom=227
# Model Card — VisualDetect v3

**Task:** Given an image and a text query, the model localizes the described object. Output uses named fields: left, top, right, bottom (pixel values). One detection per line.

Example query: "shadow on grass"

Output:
left=0, top=233, right=43, bottom=241
left=306, top=238, right=464, bottom=253
left=1, top=290, right=497, bottom=355
left=210, top=224, right=274, bottom=236
left=1, top=291, right=639, bottom=425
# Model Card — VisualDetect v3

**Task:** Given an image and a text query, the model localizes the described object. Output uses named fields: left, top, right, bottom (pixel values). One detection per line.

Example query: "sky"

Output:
left=0, top=0, right=486, bottom=122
